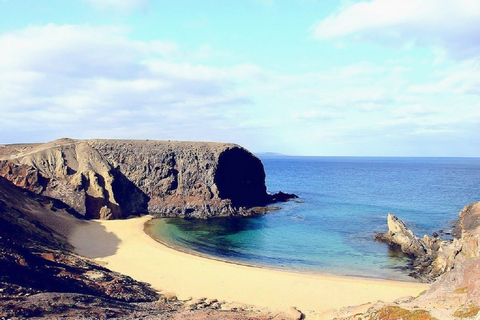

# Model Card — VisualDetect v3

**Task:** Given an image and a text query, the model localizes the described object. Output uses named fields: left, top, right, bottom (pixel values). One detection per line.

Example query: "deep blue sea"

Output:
left=149, top=156, right=480, bottom=281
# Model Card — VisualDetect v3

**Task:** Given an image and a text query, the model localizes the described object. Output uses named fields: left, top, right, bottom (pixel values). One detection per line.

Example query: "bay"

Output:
left=149, top=156, right=480, bottom=280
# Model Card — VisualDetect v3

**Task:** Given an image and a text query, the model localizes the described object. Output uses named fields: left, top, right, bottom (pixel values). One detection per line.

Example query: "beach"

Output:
left=69, top=215, right=429, bottom=318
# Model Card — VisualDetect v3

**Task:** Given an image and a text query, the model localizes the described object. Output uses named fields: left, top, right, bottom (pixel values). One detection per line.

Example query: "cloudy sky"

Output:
left=1, top=0, right=479, bottom=156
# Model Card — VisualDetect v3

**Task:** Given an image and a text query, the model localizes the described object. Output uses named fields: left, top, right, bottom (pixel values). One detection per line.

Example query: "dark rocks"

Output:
left=0, top=177, right=159, bottom=303
left=0, top=138, right=297, bottom=220
left=268, top=191, right=299, bottom=203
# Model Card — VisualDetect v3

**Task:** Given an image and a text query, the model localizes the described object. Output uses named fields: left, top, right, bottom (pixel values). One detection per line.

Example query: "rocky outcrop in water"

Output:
left=375, top=202, right=480, bottom=282
left=0, top=138, right=295, bottom=219
left=327, top=204, right=480, bottom=320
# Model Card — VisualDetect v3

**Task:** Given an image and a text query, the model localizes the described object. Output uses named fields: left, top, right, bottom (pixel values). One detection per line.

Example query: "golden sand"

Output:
left=69, top=215, right=429, bottom=318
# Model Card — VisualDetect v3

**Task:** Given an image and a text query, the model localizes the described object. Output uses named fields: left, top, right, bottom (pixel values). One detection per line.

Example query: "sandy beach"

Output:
left=69, top=215, right=429, bottom=318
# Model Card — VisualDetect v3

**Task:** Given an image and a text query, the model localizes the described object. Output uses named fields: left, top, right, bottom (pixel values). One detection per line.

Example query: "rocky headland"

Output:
left=0, top=138, right=296, bottom=220
left=375, top=202, right=480, bottom=283
left=340, top=203, right=480, bottom=320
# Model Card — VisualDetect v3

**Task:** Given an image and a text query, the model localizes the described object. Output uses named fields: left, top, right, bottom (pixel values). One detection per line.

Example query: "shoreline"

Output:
left=69, top=215, right=429, bottom=318
left=144, top=217, right=420, bottom=283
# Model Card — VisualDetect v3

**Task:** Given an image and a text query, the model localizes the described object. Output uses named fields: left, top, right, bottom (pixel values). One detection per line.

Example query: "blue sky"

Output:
left=0, top=0, right=479, bottom=156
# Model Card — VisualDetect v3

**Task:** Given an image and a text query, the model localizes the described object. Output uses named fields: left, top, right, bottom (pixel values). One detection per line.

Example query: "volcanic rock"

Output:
left=0, top=138, right=296, bottom=219
left=0, top=176, right=294, bottom=319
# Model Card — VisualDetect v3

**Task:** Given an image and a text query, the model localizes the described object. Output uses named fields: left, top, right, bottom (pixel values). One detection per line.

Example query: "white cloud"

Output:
left=311, top=0, right=480, bottom=59
left=82, top=0, right=150, bottom=11
left=0, top=22, right=478, bottom=156
left=0, top=24, right=259, bottom=145
left=291, top=110, right=337, bottom=122
left=408, top=60, right=480, bottom=95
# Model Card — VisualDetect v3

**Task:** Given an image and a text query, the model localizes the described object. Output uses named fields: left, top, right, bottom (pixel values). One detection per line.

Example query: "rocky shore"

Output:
left=1, top=138, right=478, bottom=319
left=343, top=203, right=480, bottom=320
left=375, top=202, right=480, bottom=283
left=315, top=203, right=480, bottom=319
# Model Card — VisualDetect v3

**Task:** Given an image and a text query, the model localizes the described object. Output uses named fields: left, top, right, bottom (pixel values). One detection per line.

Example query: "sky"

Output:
left=0, top=0, right=479, bottom=156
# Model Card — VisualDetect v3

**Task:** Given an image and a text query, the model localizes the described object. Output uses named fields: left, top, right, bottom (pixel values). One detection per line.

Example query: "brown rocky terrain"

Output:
left=0, top=138, right=296, bottom=220
left=0, top=176, right=294, bottom=319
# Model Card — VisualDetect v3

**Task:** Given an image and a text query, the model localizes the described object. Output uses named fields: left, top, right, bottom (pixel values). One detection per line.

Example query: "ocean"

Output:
left=148, top=156, right=480, bottom=281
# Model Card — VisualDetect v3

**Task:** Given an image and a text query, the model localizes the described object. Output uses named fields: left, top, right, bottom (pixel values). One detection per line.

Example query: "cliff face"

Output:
left=0, top=176, right=159, bottom=304
left=0, top=176, right=292, bottom=320
left=0, top=138, right=277, bottom=219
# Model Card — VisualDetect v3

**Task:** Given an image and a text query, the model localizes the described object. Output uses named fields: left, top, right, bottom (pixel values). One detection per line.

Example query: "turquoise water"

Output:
left=149, top=156, right=480, bottom=280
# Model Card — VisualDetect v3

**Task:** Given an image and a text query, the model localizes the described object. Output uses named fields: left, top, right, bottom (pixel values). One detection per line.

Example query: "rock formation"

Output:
left=375, top=202, right=480, bottom=282
left=0, top=175, right=159, bottom=312
left=0, top=138, right=296, bottom=220
left=328, top=204, right=480, bottom=319
left=0, top=176, right=294, bottom=320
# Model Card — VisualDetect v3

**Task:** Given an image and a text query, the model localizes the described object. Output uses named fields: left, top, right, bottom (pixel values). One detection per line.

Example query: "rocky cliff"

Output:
left=375, top=202, right=480, bottom=282
left=0, top=138, right=293, bottom=219
left=0, top=175, right=160, bottom=318
left=0, top=176, right=294, bottom=320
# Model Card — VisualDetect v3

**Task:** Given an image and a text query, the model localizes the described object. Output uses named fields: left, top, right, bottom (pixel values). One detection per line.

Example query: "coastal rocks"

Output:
left=452, top=202, right=480, bottom=263
left=375, top=213, right=454, bottom=281
left=333, top=203, right=480, bottom=319
left=88, top=139, right=272, bottom=218
left=0, top=138, right=296, bottom=219
left=375, top=213, right=428, bottom=257
left=376, top=202, right=480, bottom=282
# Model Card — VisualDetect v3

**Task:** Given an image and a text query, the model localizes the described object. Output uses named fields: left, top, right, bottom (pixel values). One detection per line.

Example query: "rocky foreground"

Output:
left=375, top=203, right=480, bottom=283
left=0, top=171, right=294, bottom=319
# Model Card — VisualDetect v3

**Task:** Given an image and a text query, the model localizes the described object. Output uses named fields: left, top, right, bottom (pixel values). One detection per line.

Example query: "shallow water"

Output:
left=148, top=156, right=480, bottom=280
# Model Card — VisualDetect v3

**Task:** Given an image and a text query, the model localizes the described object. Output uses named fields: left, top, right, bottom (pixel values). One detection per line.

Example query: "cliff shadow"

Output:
left=68, top=220, right=121, bottom=259
left=0, top=176, right=121, bottom=259
left=214, top=148, right=268, bottom=208
left=111, top=168, right=150, bottom=217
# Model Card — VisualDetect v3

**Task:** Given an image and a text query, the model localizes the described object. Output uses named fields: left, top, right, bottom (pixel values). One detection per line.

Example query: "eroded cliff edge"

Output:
left=0, top=138, right=295, bottom=219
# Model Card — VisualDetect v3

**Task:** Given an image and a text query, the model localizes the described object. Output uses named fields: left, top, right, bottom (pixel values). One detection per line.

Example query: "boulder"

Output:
left=452, top=202, right=480, bottom=262
left=375, top=213, right=427, bottom=257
